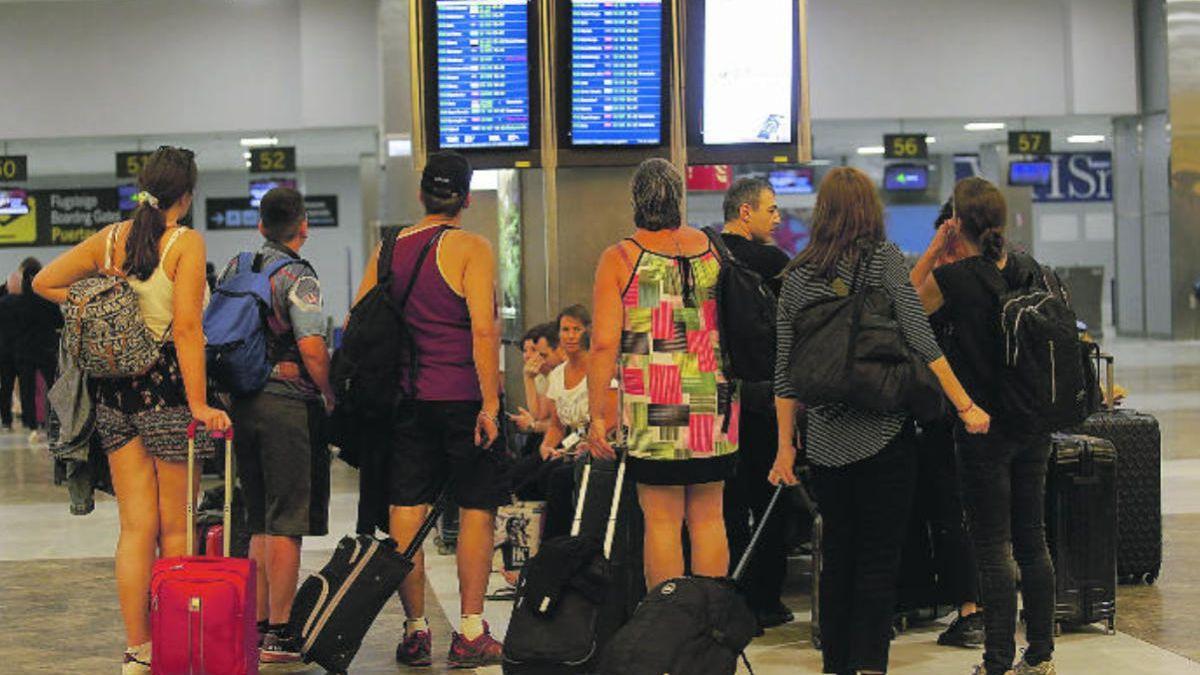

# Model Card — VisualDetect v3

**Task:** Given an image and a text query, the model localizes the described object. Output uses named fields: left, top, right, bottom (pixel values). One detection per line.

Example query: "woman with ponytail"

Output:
left=33, top=146, right=230, bottom=674
left=911, top=177, right=1058, bottom=675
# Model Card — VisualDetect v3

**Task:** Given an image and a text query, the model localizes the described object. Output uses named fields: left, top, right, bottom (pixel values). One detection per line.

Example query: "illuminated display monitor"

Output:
left=249, top=178, right=297, bottom=209
left=702, top=0, right=792, bottom=145
left=569, top=0, right=664, bottom=147
left=1009, top=161, right=1053, bottom=187
left=685, top=0, right=805, bottom=164
left=437, top=0, right=530, bottom=148
left=0, top=188, right=30, bottom=216
left=883, top=165, right=929, bottom=192
left=423, top=0, right=540, bottom=167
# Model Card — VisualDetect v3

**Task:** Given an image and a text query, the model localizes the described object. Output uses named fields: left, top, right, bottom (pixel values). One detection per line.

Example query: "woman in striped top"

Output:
left=770, top=167, right=989, bottom=675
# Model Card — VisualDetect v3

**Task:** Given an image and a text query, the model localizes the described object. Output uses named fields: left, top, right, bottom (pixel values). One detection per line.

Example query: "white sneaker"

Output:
left=28, top=430, right=42, bottom=445
left=122, top=652, right=150, bottom=674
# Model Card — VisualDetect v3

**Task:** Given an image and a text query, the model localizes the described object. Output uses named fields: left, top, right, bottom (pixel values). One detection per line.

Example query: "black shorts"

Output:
left=231, top=392, right=330, bottom=537
left=387, top=400, right=509, bottom=510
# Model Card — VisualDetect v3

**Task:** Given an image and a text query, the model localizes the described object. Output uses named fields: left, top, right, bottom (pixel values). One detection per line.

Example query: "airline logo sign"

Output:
left=953, top=152, right=1111, bottom=203
left=1032, top=152, right=1112, bottom=203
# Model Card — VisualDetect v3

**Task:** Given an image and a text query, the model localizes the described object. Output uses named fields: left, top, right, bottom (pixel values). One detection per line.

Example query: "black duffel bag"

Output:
left=787, top=247, right=943, bottom=421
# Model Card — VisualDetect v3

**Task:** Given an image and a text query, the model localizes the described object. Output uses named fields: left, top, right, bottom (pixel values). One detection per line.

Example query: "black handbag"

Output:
left=787, top=247, right=943, bottom=420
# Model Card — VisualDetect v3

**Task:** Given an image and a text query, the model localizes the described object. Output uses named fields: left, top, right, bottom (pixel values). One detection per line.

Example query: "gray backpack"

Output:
left=61, top=225, right=162, bottom=378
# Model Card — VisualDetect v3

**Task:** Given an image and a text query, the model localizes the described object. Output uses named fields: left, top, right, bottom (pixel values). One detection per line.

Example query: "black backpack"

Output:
left=703, top=228, right=778, bottom=383
left=597, top=485, right=786, bottom=675
left=329, top=228, right=444, bottom=441
left=975, top=254, right=1096, bottom=433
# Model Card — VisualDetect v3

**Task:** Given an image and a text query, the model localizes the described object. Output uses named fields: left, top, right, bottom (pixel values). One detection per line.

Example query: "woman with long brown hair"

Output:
left=771, top=167, right=988, bottom=675
left=34, top=147, right=230, bottom=674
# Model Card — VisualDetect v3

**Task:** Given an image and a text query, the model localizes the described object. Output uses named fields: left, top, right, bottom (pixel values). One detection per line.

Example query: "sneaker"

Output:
left=1011, top=653, right=1056, bottom=675
left=968, top=664, right=987, bottom=675
left=122, top=650, right=151, bottom=674
left=396, top=628, right=433, bottom=667
left=447, top=621, right=503, bottom=669
left=28, top=429, right=41, bottom=445
left=938, top=611, right=985, bottom=649
left=259, top=630, right=302, bottom=664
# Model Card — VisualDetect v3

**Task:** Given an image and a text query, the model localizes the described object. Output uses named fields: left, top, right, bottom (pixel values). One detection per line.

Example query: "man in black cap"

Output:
left=353, top=150, right=507, bottom=667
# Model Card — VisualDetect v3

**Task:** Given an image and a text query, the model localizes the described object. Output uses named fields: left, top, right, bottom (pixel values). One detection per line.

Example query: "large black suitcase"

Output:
left=288, top=486, right=450, bottom=674
left=792, top=473, right=823, bottom=650
left=502, top=454, right=634, bottom=674
left=1046, top=434, right=1117, bottom=634
left=1073, top=352, right=1163, bottom=584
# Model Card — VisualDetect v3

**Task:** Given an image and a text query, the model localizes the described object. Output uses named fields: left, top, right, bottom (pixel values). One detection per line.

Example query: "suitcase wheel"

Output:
left=1143, top=571, right=1159, bottom=586
left=811, top=634, right=822, bottom=650
left=1107, top=617, right=1117, bottom=635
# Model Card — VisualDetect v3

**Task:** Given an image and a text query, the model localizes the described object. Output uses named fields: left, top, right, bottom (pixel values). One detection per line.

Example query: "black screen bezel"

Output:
left=883, top=164, right=930, bottom=192
left=685, top=0, right=801, bottom=165
left=555, top=0, right=674, bottom=167
left=1007, top=160, right=1054, bottom=187
left=421, top=0, right=543, bottom=169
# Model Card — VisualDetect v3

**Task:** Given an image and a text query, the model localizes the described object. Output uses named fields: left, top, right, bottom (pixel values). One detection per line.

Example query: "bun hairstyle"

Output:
left=126, top=146, right=197, bottom=281
left=953, top=177, right=1007, bottom=262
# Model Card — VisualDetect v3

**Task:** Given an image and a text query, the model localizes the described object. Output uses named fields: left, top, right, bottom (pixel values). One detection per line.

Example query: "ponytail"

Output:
left=125, top=202, right=167, bottom=281
left=122, top=146, right=198, bottom=281
left=979, top=227, right=1005, bottom=262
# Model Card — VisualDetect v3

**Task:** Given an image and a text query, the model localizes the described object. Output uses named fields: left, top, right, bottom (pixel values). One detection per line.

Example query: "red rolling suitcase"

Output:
left=151, top=422, right=258, bottom=675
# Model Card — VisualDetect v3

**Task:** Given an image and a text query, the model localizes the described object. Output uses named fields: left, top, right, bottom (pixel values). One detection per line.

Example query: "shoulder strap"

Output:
left=377, top=232, right=399, bottom=283
left=615, top=240, right=637, bottom=275
left=702, top=227, right=740, bottom=266
left=103, top=223, right=123, bottom=274
left=161, top=227, right=186, bottom=259
left=395, top=226, right=447, bottom=312
left=849, top=243, right=878, bottom=294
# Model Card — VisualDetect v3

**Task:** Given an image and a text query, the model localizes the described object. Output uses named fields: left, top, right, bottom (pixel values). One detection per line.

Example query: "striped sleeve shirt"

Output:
left=774, top=241, right=943, bottom=467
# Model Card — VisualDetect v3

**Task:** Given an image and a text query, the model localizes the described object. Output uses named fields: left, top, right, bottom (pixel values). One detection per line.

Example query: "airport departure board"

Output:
left=569, top=0, right=664, bottom=146
left=436, top=0, right=532, bottom=149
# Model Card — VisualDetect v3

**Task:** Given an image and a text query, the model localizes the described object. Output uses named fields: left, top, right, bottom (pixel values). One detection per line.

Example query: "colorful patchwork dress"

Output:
left=618, top=239, right=739, bottom=485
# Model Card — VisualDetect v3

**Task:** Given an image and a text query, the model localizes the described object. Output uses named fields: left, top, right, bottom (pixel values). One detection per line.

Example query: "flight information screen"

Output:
left=570, top=0, right=664, bottom=146
left=701, top=0, right=792, bottom=145
left=436, top=0, right=532, bottom=149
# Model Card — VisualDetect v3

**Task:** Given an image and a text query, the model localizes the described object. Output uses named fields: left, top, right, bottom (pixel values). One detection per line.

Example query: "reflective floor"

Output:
left=2, top=336, right=1199, bottom=674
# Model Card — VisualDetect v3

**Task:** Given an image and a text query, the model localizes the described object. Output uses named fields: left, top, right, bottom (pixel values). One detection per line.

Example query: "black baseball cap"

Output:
left=421, top=151, right=473, bottom=199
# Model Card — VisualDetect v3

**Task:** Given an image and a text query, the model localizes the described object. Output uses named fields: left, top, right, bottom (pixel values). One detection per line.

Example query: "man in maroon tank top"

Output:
left=351, top=152, right=506, bottom=668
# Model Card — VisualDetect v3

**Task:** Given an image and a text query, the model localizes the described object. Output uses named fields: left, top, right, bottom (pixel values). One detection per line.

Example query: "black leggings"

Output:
left=811, top=426, right=918, bottom=674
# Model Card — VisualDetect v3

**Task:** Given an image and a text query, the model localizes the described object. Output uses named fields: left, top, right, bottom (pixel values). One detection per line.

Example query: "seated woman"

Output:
left=537, top=305, right=615, bottom=539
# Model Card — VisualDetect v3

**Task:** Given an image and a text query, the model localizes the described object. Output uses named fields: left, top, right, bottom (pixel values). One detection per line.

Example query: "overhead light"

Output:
left=471, top=169, right=499, bottom=191
left=239, top=136, right=278, bottom=147
left=388, top=137, right=413, bottom=158
left=964, top=122, right=1006, bottom=131
left=856, top=146, right=885, bottom=155
left=1067, top=134, right=1105, bottom=144
left=241, top=152, right=251, bottom=159
left=807, top=159, right=833, bottom=166
left=925, top=136, right=937, bottom=144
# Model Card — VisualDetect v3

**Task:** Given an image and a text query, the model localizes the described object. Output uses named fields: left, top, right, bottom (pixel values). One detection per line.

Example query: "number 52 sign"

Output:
left=249, top=147, right=296, bottom=174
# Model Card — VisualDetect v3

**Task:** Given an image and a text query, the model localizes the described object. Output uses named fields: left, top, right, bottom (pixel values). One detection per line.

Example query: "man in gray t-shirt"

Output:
left=219, top=187, right=334, bottom=663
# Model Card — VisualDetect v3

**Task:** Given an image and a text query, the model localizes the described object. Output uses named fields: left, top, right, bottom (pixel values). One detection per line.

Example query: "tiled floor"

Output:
left=1, top=336, right=1198, bottom=674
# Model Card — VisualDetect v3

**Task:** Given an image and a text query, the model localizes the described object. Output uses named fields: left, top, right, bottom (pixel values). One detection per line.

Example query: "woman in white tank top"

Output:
left=33, top=147, right=230, bottom=674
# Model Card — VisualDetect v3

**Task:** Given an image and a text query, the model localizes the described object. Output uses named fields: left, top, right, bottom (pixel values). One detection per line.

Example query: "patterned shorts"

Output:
left=94, top=344, right=214, bottom=463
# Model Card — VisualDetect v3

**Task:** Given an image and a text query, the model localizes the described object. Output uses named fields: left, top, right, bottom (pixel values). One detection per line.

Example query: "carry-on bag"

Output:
left=501, top=453, right=631, bottom=674
left=1046, top=433, right=1117, bottom=634
left=288, top=483, right=452, bottom=674
left=151, top=422, right=258, bottom=675
left=597, top=484, right=787, bottom=675
left=792, top=473, right=823, bottom=650
left=1072, top=351, right=1163, bottom=584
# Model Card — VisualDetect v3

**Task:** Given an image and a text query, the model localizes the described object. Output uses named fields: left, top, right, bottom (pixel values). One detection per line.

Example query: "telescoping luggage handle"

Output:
left=1088, top=346, right=1117, bottom=411
left=731, top=483, right=786, bottom=582
left=185, top=419, right=235, bottom=557
left=569, top=384, right=629, bottom=561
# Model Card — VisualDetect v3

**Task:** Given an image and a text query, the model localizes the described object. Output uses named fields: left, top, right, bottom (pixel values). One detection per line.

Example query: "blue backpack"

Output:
left=204, top=253, right=302, bottom=395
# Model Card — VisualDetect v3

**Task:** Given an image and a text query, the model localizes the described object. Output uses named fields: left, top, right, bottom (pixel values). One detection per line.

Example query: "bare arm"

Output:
left=916, top=274, right=946, bottom=316
left=586, top=245, right=627, bottom=460
left=540, top=401, right=565, bottom=459
left=298, top=335, right=335, bottom=412
left=32, top=224, right=112, bottom=303
left=171, top=230, right=230, bottom=431
left=462, top=235, right=501, bottom=446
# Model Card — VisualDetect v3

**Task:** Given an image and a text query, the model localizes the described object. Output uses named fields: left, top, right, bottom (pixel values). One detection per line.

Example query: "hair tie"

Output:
left=137, top=191, right=160, bottom=209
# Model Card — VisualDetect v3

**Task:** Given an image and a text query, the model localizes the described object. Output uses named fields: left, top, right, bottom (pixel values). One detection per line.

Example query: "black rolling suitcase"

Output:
left=502, top=454, right=633, bottom=674
left=792, top=472, right=823, bottom=650
left=288, top=486, right=451, bottom=674
left=1073, top=351, right=1163, bottom=584
left=1046, top=434, right=1117, bottom=634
